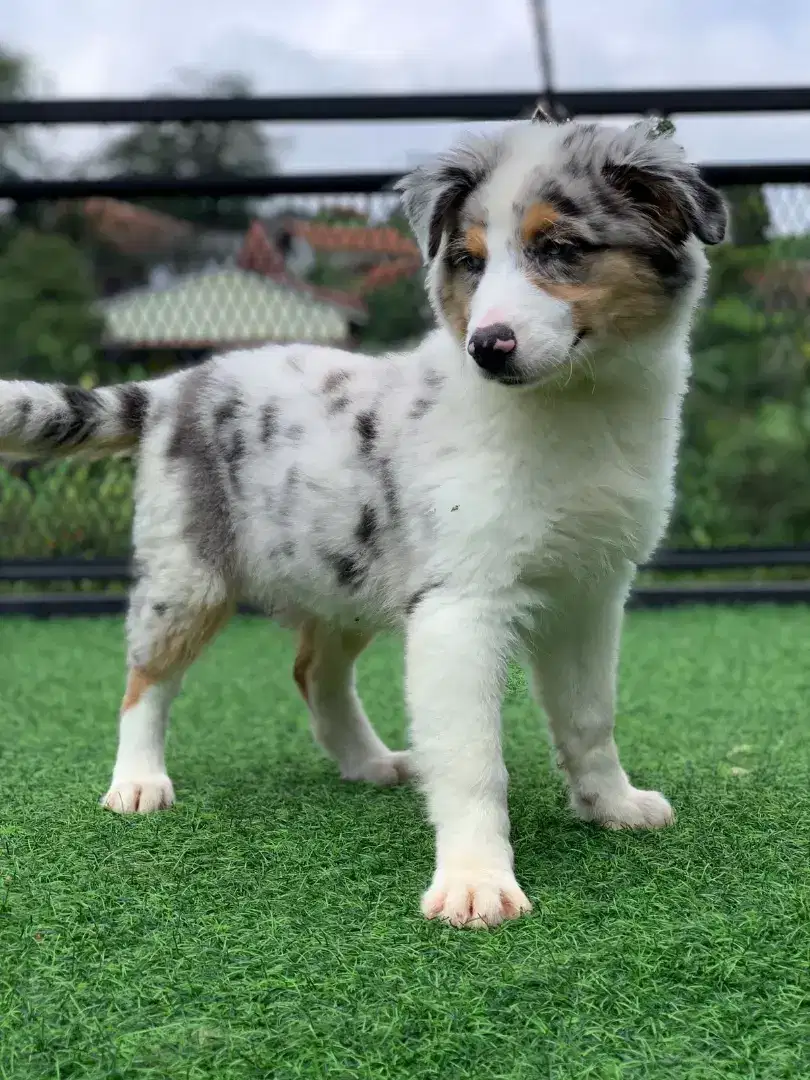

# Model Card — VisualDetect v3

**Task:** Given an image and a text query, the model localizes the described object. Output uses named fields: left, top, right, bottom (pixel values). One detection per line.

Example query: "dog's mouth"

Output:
left=480, top=330, right=592, bottom=388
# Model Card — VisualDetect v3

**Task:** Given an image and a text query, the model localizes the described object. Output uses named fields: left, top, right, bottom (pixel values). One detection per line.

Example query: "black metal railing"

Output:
left=4, top=548, right=810, bottom=617
left=2, top=88, right=810, bottom=613
left=3, top=86, right=810, bottom=126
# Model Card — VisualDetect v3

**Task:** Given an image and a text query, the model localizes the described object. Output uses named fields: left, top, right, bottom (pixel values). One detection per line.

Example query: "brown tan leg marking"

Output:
left=121, top=668, right=152, bottom=713
left=119, top=600, right=234, bottom=715
left=293, top=621, right=316, bottom=704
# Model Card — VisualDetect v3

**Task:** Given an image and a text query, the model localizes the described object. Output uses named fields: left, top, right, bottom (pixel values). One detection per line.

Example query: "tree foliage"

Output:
left=0, top=46, right=48, bottom=185
left=670, top=229, right=810, bottom=547
left=723, top=185, right=771, bottom=246
left=0, top=228, right=103, bottom=381
left=95, top=70, right=280, bottom=230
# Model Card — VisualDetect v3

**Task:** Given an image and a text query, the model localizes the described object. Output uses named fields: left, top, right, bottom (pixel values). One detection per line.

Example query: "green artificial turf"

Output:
left=1, top=608, right=809, bottom=1079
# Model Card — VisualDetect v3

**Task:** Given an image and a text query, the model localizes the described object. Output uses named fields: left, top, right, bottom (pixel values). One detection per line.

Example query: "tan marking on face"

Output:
left=438, top=267, right=473, bottom=343
left=463, top=224, right=488, bottom=261
left=531, top=250, right=670, bottom=339
left=520, top=202, right=560, bottom=246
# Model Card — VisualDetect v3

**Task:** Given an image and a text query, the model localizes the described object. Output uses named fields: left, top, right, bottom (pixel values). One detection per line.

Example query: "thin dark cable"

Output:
left=526, top=0, right=567, bottom=120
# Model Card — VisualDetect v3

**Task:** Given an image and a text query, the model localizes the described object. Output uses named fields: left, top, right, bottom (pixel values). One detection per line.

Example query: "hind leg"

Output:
left=101, top=576, right=233, bottom=814
left=294, top=620, right=410, bottom=786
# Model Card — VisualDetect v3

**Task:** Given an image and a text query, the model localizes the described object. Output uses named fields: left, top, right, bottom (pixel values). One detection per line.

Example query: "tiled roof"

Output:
left=359, top=256, right=422, bottom=294
left=283, top=218, right=419, bottom=257
left=69, top=197, right=194, bottom=255
left=237, top=221, right=366, bottom=313
left=98, top=267, right=362, bottom=349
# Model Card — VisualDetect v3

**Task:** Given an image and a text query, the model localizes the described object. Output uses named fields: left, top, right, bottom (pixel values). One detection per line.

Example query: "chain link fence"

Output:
left=2, top=173, right=810, bottom=597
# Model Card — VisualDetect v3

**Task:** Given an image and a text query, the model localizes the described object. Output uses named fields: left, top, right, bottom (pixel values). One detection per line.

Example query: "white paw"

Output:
left=100, top=775, right=175, bottom=814
left=340, top=750, right=412, bottom=787
left=421, top=865, right=532, bottom=929
left=573, top=785, right=674, bottom=830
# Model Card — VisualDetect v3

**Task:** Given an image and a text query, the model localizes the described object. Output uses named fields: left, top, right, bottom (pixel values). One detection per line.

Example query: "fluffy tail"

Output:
left=0, top=378, right=161, bottom=459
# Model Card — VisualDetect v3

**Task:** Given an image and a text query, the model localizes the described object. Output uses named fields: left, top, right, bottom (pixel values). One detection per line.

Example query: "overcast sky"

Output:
left=5, top=0, right=810, bottom=173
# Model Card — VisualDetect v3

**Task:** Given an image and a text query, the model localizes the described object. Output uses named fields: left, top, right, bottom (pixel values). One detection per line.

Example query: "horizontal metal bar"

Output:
left=0, top=593, right=261, bottom=617
left=649, top=546, right=810, bottom=570
left=6, top=582, right=810, bottom=618
left=3, top=87, right=810, bottom=127
left=0, top=592, right=129, bottom=617
left=0, top=171, right=402, bottom=202
left=700, top=163, right=810, bottom=186
left=627, top=582, right=810, bottom=608
left=1, top=162, right=807, bottom=204
left=0, top=558, right=131, bottom=582
left=5, top=547, right=810, bottom=582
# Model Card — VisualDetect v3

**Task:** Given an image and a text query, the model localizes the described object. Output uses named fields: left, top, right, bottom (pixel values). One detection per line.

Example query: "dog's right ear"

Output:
left=395, top=138, right=496, bottom=263
left=531, top=101, right=555, bottom=124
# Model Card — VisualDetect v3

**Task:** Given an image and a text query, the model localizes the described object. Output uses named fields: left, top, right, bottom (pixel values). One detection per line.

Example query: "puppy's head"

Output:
left=396, top=117, right=727, bottom=389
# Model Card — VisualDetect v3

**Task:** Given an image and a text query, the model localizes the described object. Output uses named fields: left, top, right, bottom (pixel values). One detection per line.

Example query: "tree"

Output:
left=95, top=70, right=281, bottom=230
left=358, top=273, right=432, bottom=352
left=0, top=228, right=103, bottom=381
left=668, top=229, right=810, bottom=548
left=0, top=46, right=46, bottom=183
left=723, top=185, right=771, bottom=246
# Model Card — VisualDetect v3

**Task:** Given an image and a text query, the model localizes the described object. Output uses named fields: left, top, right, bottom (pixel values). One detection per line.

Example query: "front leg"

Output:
left=406, top=595, right=531, bottom=929
left=526, top=579, right=674, bottom=830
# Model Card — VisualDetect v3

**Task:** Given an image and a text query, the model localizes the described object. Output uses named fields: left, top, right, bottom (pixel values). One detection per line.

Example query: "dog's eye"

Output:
left=541, top=238, right=577, bottom=259
left=456, top=252, right=486, bottom=275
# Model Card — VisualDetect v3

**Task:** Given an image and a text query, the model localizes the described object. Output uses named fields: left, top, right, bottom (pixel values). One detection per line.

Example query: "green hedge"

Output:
left=0, top=458, right=134, bottom=560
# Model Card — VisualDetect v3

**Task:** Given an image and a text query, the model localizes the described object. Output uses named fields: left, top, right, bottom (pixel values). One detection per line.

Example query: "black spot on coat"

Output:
left=355, top=410, right=378, bottom=455
left=356, top=504, right=379, bottom=547
left=325, top=551, right=365, bottom=591
left=409, top=397, right=434, bottom=420
left=278, top=466, right=300, bottom=521
left=322, top=370, right=351, bottom=394
left=214, top=395, right=241, bottom=431
left=117, top=384, right=149, bottom=434
left=167, top=366, right=235, bottom=571
left=378, top=456, right=400, bottom=526
left=212, top=394, right=246, bottom=495
left=259, top=402, right=279, bottom=445
left=16, top=398, right=32, bottom=427
left=406, top=582, right=443, bottom=616
left=41, top=387, right=100, bottom=448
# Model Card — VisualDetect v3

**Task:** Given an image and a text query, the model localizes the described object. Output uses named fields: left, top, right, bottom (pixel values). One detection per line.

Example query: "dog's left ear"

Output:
left=603, top=160, right=728, bottom=246
left=395, top=138, right=494, bottom=263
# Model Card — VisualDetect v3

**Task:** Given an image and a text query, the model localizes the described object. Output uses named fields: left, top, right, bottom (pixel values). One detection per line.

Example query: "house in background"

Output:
left=99, top=265, right=366, bottom=364
left=54, top=197, right=424, bottom=370
left=259, top=211, right=422, bottom=295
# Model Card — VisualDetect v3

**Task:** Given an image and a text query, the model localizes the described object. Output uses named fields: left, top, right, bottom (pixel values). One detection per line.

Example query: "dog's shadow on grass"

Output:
left=177, top=753, right=789, bottom=905
left=190, top=756, right=432, bottom=851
